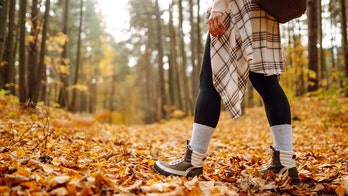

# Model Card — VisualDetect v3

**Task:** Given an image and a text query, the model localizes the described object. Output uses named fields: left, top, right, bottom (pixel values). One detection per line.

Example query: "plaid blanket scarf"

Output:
left=210, top=0, right=285, bottom=119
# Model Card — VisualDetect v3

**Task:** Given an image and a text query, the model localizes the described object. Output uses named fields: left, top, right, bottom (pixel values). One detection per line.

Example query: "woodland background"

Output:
left=0, top=0, right=348, bottom=125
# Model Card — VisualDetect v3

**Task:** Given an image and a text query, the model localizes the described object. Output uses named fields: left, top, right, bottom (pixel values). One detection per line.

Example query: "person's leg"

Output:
left=190, top=34, right=221, bottom=154
left=249, top=71, right=292, bottom=151
left=194, top=36, right=221, bottom=128
left=249, top=71, right=299, bottom=184
left=153, top=34, right=221, bottom=177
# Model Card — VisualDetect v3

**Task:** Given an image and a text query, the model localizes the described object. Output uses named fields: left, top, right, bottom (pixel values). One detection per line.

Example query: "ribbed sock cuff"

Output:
left=270, top=124, right=293, bottom=151
left=189, top=123, right=215, bottom=154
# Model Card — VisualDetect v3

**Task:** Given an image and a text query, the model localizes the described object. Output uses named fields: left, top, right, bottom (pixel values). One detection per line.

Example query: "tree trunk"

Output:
left=307, top=0, right=319, bottom=92
left=2, top=0, right=16, bottom=94
left=170, top=0, right=183, bottom=113
left=178, top=0, right=192, bottom=115
left=154, top=0, right=166, bottom=120
left=196, top=0, right=203, bottom=97
left=32, top=0, right=50, bottom=103
left=140, top=0, right=156, bottom=124
left=168, top=1, right=176, bottom=108
left=58, top=0, right=69, bottom=108
left=189, top=0, right=197, bottom=109
left=70, top=0, right=83, bottom=112
left=28, top=0, right=40, bottom=101
left=89, top=61, right=98, bottom=113
left=109, top=65, right=116, bottom=123
left=19, top=0, right=27, bottom=103
left=143, top=43, right=153, bottom=123
left=340, top=0, right=348, bottom=77
left=0, top=0, right=9, bottom=75
left=318, top=0, right=327, bottom=89
left=0, top=0, right=9, bottom=89
left=327, top=1, right=337, bottom=88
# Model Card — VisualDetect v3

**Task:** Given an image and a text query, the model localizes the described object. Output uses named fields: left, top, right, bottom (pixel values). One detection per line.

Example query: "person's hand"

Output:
left=207, top=11, right=225, bottom=37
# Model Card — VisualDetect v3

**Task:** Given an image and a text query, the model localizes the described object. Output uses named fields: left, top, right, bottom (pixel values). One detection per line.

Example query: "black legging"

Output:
left=194, top=35, right=221, bottom=127
left=194, top=35, right=291, bottom=127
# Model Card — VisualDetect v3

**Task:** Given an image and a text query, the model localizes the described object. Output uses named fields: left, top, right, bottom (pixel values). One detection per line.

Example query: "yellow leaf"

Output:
left=91, top=152, right=99, bottom=159
left=217, top=152, right=227, bottom=158
left=16, top=148, right=26, bottom=156
left=0, top=186, right=10, bottom=194
left=147, top=179, right=156, bottom=186
left=31, top=113, right=38, bottom=122
left=20, top=181, right=38, bottom=190
left=16, top=166, right=30, bottom=177
left=147, top=159, right=155, bottom=166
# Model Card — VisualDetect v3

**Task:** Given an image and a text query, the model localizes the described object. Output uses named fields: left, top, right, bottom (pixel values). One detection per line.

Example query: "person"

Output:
left=153, top=0, right=299, bottom=184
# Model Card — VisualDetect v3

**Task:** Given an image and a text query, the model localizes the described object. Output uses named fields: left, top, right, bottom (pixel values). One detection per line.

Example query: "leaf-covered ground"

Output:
left=0, top=95, right=347, bottom=195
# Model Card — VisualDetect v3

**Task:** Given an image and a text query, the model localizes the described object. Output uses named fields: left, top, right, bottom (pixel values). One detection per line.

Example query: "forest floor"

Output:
left=0, top=94, right=347, bottom=195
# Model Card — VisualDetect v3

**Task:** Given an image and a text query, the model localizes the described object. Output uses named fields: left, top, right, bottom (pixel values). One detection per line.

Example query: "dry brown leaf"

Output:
left=141, top=182, right=177, bottom=192
left=49, top=187, right=68, bottom=195
left=50, top=176, right=70, bottom=184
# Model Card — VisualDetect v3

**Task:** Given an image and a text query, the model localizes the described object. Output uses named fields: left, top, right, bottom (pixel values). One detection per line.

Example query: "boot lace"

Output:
left=169, top=157, right=185, bottom=165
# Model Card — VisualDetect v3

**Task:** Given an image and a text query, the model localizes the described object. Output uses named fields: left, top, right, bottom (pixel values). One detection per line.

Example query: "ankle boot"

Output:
left=153, top=141, right=206, bottom=178
left=260, top=146, right=300, bottom=184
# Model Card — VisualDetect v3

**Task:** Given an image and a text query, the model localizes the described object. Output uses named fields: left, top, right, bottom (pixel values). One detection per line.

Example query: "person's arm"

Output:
left=208, top=0, right=229, bottom=37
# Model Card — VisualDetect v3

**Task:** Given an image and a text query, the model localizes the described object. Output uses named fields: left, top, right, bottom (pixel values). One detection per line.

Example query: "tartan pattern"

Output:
left=210, top=0, right=285, bottom=119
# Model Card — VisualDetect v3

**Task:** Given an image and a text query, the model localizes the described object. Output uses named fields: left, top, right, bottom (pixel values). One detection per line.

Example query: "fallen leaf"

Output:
left=49, top=187, right=68, bottom=195
left=50, top=176, right=70, bottom=184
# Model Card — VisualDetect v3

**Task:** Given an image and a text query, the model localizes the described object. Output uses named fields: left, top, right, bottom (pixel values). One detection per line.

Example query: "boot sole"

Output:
left=261, top=167, right=300, bottom=185
left=153, top=163, right=202, bottom=178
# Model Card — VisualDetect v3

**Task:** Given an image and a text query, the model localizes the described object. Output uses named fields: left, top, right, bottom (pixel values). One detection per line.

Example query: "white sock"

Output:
left=189, top=123, right=215, bottom=154
left=270, top=124, right=293, bottom=151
